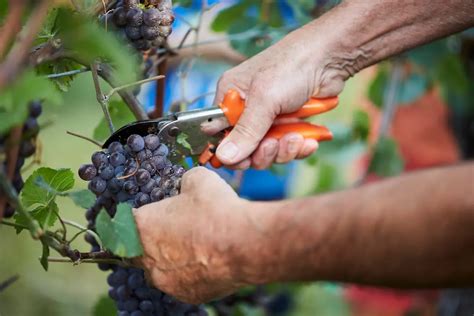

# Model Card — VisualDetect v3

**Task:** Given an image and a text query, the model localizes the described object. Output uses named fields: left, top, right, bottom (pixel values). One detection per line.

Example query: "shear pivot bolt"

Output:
left=168, top=126, right=180, bottom=137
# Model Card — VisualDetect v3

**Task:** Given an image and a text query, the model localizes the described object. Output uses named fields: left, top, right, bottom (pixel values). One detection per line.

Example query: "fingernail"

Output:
left=218, top=141, right=239, bottom=161
left=264, top=141, right=278, bottom=157
left=287, top=136, right=300, bottom=154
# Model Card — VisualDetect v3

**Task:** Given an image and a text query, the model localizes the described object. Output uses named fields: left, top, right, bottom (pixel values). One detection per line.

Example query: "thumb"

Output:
left=216, top=95, right=276, bottom=165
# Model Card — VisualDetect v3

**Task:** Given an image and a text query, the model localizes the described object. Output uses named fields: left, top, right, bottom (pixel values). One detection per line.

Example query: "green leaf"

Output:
left=286, top=0, right=316, bottom=24
left=94, top=100, right=135, bottom=141
left=406, top=39, right=450, bottom=69
left=0, top=71, right=62, bottom=134
left=15, top=168, right=74, bottom=230
left=314, top=162, right=339, bottom=193
left=434, top=54, right=470, bottom=98
left=368, top=137, right=404, bottom=177
left=40, top=240, right=50, bottom=271
left=211, top=2, right=254, bottom=32
left=69, top=189, right=96, bottom=209
left=367, top=67, right=388, bottom=108
left=351, top=109, right=370, bottom=141
left=96, top=203, right=143, bottom=258
left=174, top=0, right=193, bottom=7
left=93, top=295, right=117, bottom=316
left=55, top=8, right=139, bottom=85
left=36, top=8, right=59, bottom=44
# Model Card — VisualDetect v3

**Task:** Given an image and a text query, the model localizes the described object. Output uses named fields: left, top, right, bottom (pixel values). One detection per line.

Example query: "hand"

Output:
left=208, top=28, right=347, bottom=169
left=134, top=167, right=253, bottom=304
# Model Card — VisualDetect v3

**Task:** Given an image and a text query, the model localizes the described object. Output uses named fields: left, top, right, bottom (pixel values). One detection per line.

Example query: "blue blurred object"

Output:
left=139, top=0, right=299, bottom=201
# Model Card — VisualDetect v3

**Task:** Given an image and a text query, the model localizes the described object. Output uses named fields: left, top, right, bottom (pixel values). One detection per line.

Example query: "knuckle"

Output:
left=232, top=122, right=261, bottom=141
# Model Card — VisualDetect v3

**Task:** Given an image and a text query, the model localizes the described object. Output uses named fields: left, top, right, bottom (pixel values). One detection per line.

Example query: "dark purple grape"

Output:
left=115, top=165, right=125, bottom=175
left=91, top=151, right=108, bottom=169
left=108, top=141, right=124, bottom=153
left=89, top=177, right=107, bottom=194
left=110, top=152, right=126, bottom=167
left=118, top=311, right=129, bottom=316
left=98, top=263, right=111, bottom=271
left=141, top=161, right=156, bottom=175
left=154, top=143, right=169, bottom=156
left=144, top=134, right=160, bottom=150
left=117, top=285, right=130, bottom=300
left=99, top=165, right=115, bottom=180
left=127, top=134, right=145, bottom=152
left=125, top=26, right=142, bottom=40
left=134, top=287, right=151, bottom=299
left=150, top=155, right=166, bottom=170
left=140, top=179, right=156, bottom=194
left=23, top=117, right=39, bottom=137
left=78, top=164, right=97, bottom=181
left=173, top=165, right=186, bottom=177
left=84, top=233, right=97, bottom=245
left=143, top=8, right=161, bottom=26
left=158, top=25, right=172, bottom=37
left=139, top=300, right=154, bottom=312
left=150, top=187, right=165, bottom=202
left=3, top=206, right=15, bottom=218
left=113, top=6, right=127, bottom=26
left=169, top=188, right=179, bottom=197
left=127, top=271, right=144, bottom=289
left=124, top=180, right=139, bottom=195
left=136, top=149, right=152, bottom=162
left=108, top=177, right=124, bottom=193
left=123, top=299, right=139, bottom=312
left=141, top=25, right=159, bottom=40
left=135, top=192, right=150, bottom=207
left=161, top=166, right=173, bottom=176
left=135, top=169, right=150, bottom=186
left=19, top=141, right=36, bottom=157
left=132, top=39, right=151, bottom=51
left=116, top=190, right=131, bottom=203
left=126, top=8, right=143, bottom=26
left=29, top=101, right=42, bottom=118
left=108, top=287, right=119, bottom=300
left=130, top=311, right=143, bottom=316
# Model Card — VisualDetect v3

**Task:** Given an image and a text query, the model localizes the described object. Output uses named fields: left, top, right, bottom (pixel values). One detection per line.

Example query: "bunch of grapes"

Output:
left=104, top=0, right=174, bottom=52
left=79, top=133, right=207, bottom=316
left=1, top=101, right=42, bottom=218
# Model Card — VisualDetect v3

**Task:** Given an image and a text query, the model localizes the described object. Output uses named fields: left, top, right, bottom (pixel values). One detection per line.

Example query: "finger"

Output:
left=216, top=88, right=277, bottom=165
left=226, top=158, right=251, bottom=170
left=275, top=133, right=304, bottom=164
left=180, top=166, right=218, bottom=193
left=251, top=138, right=279, bottom=170
left=296, top=139, right=319, bottom=159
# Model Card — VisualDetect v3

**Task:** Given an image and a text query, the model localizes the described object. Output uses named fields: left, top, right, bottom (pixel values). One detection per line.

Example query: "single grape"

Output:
left=143, top=8, right=161, bottom=26
left=161, top=166, right=173, bottom=177
left=125, top=26, right=142, bottom=40
left=89, top=177, right=107, bottom=194
left=126, top=8, right=143, bottom=27
left=138, top=300, right=154, bottom=312
left=150, top=155, right=166, bottom=170
left=91, top=151, right=108, bottom=169
left=135, top=192, right=150, bottom=207
left=113, top=6, right=127, bottom=26
left=127, top=134, right=145, bottom=152
left=29, top=101, right=42, bottom=118
left=117, top=285, right=130, bottom=300
left=110, top=152, right=126, bottom=167
left=135, top=169, right=151, bottom=186
left=136, top=149, right=153, bottom=162
left=115, top=165, right=125, bottom=175
left=130, top=311, right=143, bottom=316
left=108, top=287, right=119, bottom=300
left=98, top=263, right=111, bottom=271
left=99, top=165, right=115, bottom=180
left=134, top=287, right=151, bottom=300
left=154, top=143, right=169, bottom=156
left=78, top=164, right=97, bottom=180
left=123, top=299, right=139, bottom=312
left=108, top=141, right=124, bottom=153
left=144, top=134, right=160, bottom=150
left=141, top=25, right=159, bottom=40
left=23, top=117, right=39, bottom=137
left=108, top=177, right=124, bottom=193
left=118, top=311, right=130, bottom=316
left=124, top=180, right=139, bottom=195
left=127, top=271, right=144, bottom=289
left=140, top=179, right=156, bottom=194
left=19, top=140, right=36, bottom=157
left=141, top=161, right=156, bottom=175
left=150, top=187, right=165, bottom=202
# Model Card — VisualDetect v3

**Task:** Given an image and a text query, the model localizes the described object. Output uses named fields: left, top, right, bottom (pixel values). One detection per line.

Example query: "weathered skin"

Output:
left=135, top=0, right=474, bottom=305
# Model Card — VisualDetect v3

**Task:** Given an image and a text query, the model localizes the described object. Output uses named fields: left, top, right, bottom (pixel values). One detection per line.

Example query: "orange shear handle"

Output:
left=200, top=89, right=338, bottom=168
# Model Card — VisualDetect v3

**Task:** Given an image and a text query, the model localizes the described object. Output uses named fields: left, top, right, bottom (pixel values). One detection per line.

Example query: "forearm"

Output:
left=291, top=0, right=474, bottom=80
left=236, top=163, right=474, bottom=288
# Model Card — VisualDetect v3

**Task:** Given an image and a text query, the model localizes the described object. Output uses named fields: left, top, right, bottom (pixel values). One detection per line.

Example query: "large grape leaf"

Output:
left=96, top=203, right=143, bottom=258
left=69, top=189, right=96, bottom=209
left=211, top=1, right=254, bottom=32
left=15, top=167, right=74, bottom=230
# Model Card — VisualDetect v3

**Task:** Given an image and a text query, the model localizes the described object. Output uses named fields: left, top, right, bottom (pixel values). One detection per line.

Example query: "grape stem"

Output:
left=66, top=130, right=103, bottom=147
left=0, top=275, right=20, bottom=293
left=62, top=218, right=104, bottom=249
left=105, top=74, right=165, bottom=100
left=45, top=67, right=90, bottom=79
left=91, top=61, right=116, bottom=134
left=45, top=256, right=129, bottom=266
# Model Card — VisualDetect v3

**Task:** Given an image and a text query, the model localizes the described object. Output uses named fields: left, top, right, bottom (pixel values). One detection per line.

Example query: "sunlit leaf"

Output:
left=93, top=295, right=117, bottom=316
left=93, top=100, right=135, bottom=141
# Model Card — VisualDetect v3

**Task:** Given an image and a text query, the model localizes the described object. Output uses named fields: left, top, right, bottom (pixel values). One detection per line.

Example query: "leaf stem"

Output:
left=62, top=219, right=103, bottom=248
left=66, top=131, right=103, bottom=147
left=91, top=62, right=115, bottom=134
left=105, top=74, right=165, bottom=100
left=0, top=219, right=29, bottom=230
left=45, top=257, right=128, bottom=266
left=45, top=68, right=90, bottom=79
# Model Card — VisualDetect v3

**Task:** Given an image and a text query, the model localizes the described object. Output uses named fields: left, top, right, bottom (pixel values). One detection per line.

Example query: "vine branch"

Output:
left=91, top=62, right=115, bottom=134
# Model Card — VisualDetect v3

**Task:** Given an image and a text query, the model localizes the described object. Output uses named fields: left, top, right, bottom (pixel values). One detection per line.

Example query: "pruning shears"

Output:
left=103, top=89, right=338, bottom=167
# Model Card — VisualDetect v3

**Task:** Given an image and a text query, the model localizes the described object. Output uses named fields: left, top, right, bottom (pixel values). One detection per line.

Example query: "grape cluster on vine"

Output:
left=79, top=133, right=207, bottom=316
left=1, top=101, right=42, bottom=218
left=104, top=0, right=174, bottom=52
